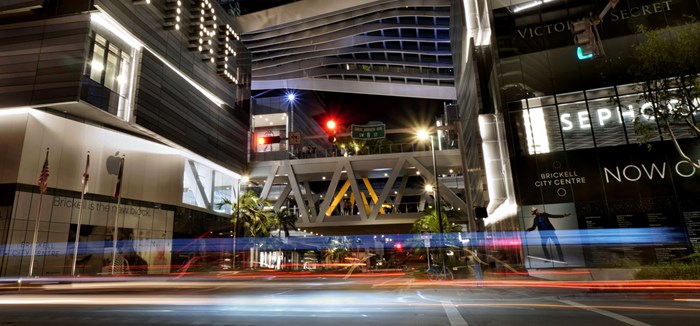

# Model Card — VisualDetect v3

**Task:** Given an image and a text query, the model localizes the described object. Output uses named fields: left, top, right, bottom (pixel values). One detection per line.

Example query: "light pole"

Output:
left=418, top=130, right=447, bottom=276
left=234, top=175, right=249, bottom=270
left=286, top=92, right=296, bottom=154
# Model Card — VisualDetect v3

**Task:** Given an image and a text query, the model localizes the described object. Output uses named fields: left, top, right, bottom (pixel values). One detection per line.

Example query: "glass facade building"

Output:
left=490, top=0, right=700, bottom=268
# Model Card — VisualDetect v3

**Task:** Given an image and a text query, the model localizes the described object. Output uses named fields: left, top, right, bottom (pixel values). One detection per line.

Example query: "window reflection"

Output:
left=182, top=160, right=236, bottom=214
left=83, top=31, right=133, bottom=117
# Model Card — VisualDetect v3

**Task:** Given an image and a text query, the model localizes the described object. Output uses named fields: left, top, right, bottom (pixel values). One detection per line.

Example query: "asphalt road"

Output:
left=1, top=276, right=699, bottom=326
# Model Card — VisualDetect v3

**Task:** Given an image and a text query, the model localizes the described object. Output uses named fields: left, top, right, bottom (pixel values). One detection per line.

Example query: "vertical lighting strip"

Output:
left=462, top=0, right=474, bottom=62
left=521, top=102, right=550, bottom=154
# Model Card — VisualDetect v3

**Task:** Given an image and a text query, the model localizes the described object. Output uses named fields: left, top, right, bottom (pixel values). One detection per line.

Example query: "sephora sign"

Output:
left=560, top=99, right=700, bottom=132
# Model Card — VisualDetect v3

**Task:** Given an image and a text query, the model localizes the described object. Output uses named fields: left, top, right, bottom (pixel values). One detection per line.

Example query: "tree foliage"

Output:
left=272, top=207, right=298, bottom=238
left=217, top=190, right=275, bottom=237
left=411, top=207, right=464, bottom=234
left=629, top=19, right=700, bottom=169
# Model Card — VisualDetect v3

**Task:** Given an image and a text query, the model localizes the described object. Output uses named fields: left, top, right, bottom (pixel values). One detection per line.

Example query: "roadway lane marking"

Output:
left=441, top=300, right=468, bottom=326
left=559, top=300, right=652, bottom=326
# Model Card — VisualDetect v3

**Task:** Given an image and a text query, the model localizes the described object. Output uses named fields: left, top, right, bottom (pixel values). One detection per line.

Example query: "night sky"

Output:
left=315, top=91, right=445, bottom=130
left=251, top=89, right=445, bottom=132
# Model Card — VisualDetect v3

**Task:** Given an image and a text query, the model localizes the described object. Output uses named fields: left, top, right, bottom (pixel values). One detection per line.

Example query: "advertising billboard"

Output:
left=513, top=140, right=699, bottom=267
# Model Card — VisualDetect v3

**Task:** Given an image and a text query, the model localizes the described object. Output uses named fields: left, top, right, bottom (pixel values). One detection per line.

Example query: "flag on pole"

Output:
left=37, top=148, right=50, bottom=194
left=81, top=153, right=90, bottom=195
left=114, top=157, right=124, bottom=199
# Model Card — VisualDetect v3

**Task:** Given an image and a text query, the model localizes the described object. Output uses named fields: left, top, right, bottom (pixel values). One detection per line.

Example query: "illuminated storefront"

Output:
left=491, top=0, right=700, bottom=268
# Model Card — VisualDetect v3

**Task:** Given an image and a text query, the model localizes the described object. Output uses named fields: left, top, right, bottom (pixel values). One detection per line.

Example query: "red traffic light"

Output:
left=326, top=120, right=336, bottom=130
left=258, top=136, right=281, bottom=145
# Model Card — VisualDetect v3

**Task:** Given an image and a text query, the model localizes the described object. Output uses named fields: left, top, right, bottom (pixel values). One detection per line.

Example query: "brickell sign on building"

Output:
left=351, top=123, right=385, bottom=140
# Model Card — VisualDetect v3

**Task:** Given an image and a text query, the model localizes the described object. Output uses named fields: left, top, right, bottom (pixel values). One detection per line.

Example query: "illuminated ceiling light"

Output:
left=513, top=0, right=555, bottom=13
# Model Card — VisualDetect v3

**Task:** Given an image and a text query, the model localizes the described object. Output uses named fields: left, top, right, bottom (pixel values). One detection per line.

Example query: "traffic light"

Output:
left=326, top=119, right=336, bottom=131
left=572, top=18, right=596, bottom=60
left=258, top=136, right=281, bottom=145
left=326, top=119, right=337, bottom=143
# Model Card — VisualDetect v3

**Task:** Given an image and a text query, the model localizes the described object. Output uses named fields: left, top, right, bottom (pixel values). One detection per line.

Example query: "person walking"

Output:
left=526, top=207, right=570, bottom=262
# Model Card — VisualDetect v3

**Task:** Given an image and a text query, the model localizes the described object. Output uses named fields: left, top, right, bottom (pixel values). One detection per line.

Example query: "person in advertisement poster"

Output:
left=527, top=207, right=571, bottom=262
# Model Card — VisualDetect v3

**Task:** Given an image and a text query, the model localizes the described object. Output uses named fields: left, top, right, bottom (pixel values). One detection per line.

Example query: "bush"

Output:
left=635, top=263, right=700, bottom=280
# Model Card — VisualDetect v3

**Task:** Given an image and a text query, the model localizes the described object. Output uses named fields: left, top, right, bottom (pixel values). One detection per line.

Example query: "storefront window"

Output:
left=588, top=97, right=628, bottom=147
left=182, top=160, right=237, bottom=214
left=618, top=93, right=662, bottom=143
left=558, top=100, right=595, bottom=150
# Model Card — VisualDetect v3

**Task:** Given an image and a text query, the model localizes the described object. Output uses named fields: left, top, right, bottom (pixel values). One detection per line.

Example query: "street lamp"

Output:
left=234, top=175, right=249, bottom=269
left=285, top=91, right=296, bottom=153
left=417, top=129, right=447, bottom=276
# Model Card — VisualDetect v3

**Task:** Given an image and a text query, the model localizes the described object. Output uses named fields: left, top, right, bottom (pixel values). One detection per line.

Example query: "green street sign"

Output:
left=351, top=123, right=385, bottom=139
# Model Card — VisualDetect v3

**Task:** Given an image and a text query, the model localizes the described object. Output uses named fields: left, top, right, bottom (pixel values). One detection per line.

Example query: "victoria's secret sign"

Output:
left=495, top=0, right=697, bottom=56
left=515, top=0, right=673, bottom=40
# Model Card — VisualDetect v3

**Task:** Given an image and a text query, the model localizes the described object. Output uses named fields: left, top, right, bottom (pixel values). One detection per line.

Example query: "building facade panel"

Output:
left=134, top=50, right=247, bottom=171
left=0, top=15, right=89, bottom=107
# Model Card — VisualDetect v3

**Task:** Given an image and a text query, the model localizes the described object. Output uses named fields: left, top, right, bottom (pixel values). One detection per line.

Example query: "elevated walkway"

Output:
left=248, top=149, right=470, bottom=233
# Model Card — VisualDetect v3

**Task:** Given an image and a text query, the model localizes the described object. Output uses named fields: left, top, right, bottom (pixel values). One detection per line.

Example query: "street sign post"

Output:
left=351, top=123, right=385, bottom=140
left=289, top=131, right=301, bottom=145
left=421, top=231, right=432, bottom=248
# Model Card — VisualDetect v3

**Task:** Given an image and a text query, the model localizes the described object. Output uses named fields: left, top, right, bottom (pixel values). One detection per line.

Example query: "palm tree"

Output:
left=217, top=190, right=274, bottom=237
left=272, top=207, right=298, bottom=238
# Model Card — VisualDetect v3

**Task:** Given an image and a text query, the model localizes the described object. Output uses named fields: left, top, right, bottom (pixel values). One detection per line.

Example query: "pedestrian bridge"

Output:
left=248, top=149, right=471, bottom=234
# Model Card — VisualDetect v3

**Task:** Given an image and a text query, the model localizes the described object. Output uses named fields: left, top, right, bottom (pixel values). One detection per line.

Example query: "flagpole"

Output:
left=29, top=147, right=50, bottom=277
left=111, top=194, right=122, bottom=274
left=111, top=156, right=124, bottom=275
left=28, top=191, right=45, bottom=277
left=72, top=152, right=90, bottom=276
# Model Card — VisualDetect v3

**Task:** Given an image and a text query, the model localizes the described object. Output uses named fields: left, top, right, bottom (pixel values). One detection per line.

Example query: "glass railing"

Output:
left=254, top=141, right=459, bottom=161
left=287, top=201, right=427, bottom=218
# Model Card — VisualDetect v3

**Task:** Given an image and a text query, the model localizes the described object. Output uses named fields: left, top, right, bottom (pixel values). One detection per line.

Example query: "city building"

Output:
left=237, top=0, right=700, bottom=271
left=0, top=0, right=251, bottom=276
left=489, top=0, right=700, bottom=269
left=1, top=0, right=697, bottom=277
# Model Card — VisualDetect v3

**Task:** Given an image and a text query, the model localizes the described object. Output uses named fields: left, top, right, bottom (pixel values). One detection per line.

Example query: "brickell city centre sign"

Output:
left=351, top=123, right=385, bottom=140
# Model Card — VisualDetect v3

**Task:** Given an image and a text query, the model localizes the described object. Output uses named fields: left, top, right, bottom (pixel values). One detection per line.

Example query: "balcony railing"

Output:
left=253, top=141, right=459, bottom=161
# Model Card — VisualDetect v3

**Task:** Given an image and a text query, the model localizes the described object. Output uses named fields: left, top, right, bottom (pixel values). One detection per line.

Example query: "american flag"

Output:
left=81, top=153, right=90, bottom=195
left=114, top=157, right=124, bottom=199
left=38, top=148, right=50, bottom=194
